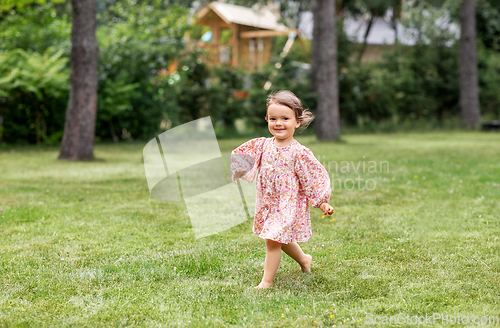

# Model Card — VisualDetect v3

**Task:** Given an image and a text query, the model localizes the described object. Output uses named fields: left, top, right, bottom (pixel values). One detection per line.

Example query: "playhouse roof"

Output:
left=197, top=1, right=289, bottom=31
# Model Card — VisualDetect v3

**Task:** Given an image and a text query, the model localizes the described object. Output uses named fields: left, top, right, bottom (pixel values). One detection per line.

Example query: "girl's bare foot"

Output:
left=254, top=281, right=273, bottom=289
left=301, top=254, right=312, bottom=273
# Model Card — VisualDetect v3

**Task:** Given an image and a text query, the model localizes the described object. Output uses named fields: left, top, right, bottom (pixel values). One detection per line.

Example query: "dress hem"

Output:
left=254, top=230, right=311, bottom=244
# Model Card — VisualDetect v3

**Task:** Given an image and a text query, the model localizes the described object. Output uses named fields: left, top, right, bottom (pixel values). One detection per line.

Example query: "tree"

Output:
left=311, top=0, right=339, bottom=140
left=459, top=0, right=481, bottom=129
left=355, top=0, right=396, bottom=62
left=58, top=0, right=98, bottom=160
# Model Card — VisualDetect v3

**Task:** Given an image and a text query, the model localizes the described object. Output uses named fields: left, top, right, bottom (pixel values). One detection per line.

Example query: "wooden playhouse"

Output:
left=194, top=1, right=297, bottom=71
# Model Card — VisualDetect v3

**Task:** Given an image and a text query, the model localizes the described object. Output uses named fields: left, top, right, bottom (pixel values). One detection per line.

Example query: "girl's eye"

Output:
left=270, top=118, right=275, bottom=121
left=284, top=118, right=289, bottom=120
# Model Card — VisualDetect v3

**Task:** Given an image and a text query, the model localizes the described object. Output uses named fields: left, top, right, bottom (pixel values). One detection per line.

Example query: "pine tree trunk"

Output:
left=459, top=0, right=480, bottom=129
left=312, top=0, right=339, bottom=140
left=358, top=15, right=374, bottom=62
left=310, top=1, right=319, bottom=93
left=58, top=0, right=98, bottom=160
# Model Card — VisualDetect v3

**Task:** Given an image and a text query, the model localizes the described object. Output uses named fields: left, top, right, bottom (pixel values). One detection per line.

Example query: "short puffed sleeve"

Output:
left=230, top=137, right=266, bottom=183
left=295, top=147, right=331, bottom=208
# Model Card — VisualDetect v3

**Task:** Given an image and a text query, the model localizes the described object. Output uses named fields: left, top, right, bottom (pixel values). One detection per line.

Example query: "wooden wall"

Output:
left=236, top=26, right=273, bottom=71
left=197, top=11, right=275, bottom=71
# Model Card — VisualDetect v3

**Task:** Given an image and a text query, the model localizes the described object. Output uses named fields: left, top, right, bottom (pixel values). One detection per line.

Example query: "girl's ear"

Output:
left=295, top=120, right=302, bottom=128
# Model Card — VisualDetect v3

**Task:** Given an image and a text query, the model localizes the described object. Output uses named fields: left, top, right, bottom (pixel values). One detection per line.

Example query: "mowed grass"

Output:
left=0, top=132, right=499, bottom=327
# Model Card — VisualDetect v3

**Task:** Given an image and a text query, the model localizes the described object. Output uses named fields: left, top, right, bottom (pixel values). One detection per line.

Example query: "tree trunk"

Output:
left=312, top=0, right=339, bottom=140
left=35, top=105, right=41, bottom=144
left=459, top=0, right=480, bottom=129
left=392, top=0, right=402, bottom=44
left=310, top=6, right=319, bottom=93
left=109, top=119, right=119, bottom=143
left=58, top=0, right=98, bottom=160
left=358, top=14, right=374, bottom=62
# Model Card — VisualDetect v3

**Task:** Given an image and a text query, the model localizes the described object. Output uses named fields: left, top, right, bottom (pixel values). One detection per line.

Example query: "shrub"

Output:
left=0, top=49, right=69, bottom=144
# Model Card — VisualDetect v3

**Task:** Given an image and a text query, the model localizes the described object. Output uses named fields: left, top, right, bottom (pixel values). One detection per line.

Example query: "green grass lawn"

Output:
left=1, top=132, right=499, bottom=327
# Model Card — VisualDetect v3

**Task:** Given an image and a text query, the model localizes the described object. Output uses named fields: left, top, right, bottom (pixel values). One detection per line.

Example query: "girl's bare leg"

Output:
left=255, top=239, right=282, bottom=289
left=281, top=242, right=312, bottom=273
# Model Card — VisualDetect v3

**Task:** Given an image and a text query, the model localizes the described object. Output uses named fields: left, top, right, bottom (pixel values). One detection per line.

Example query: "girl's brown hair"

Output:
left=265, top=90, right=314, bottom=131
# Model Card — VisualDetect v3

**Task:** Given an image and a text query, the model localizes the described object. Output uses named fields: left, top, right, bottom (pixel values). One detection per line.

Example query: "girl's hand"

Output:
left=231, top=170, right=246, bottom=184
left=320, top=203, right=334, bottom=216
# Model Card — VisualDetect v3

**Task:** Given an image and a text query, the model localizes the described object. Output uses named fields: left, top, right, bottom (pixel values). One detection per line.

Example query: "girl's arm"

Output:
left=295, top=147, right=332, bottom=209
left=230, top=137, right=266, bottom=184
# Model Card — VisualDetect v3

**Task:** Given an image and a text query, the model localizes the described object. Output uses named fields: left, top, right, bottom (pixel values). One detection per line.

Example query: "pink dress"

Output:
left=230, top=136, right=331, bottom=244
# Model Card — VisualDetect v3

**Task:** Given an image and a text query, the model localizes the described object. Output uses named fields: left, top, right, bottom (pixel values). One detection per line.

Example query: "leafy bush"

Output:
left=155, top=51, right=247, bottom=133
left=336, top=38, right=461, bottom=128
left=0, top=49, right=69, bottom=144
left=477, top=43, right=500, bottom=119
left=94, top=1, right=189, bottom=142
left=0, top=2, right=71, bottom=54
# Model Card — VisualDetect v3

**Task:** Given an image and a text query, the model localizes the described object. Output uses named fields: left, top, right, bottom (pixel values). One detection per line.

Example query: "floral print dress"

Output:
left=230, top=136, right=331, bottom=244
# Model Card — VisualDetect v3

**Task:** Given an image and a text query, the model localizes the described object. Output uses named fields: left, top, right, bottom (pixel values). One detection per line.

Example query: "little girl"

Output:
left=230, top=90, right=334, bottom=289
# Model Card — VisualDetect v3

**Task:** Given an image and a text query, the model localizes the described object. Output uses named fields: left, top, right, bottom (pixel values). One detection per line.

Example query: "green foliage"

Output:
left=0, top=49, right=68, bottom=99
left=0, top=2, right=71, bottom=54
left=97, top=72, right=141, bottom=141
left=156, top=51, right=247, bottom=132
left=477, top=43, right=500, bottom=119
left=0, top=48, right=69, bottom=144
left=476, top=0, right=500, bottom=51
left=95, top=0, right=190, bottom=142
left=0, top=2, right=70, bottom=145
left=0, top=0, right=64, bottom=12
left=172, top=53, right=212, bottom=123
left=343, top=41, right=460, bottom=126
left=400, top=0, right=461, bottom=44
left=208, top=66, right=246, bottom=126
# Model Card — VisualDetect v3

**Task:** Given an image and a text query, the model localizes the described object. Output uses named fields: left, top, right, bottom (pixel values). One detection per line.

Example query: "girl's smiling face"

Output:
left=266, top=103, right=301, bottom=144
